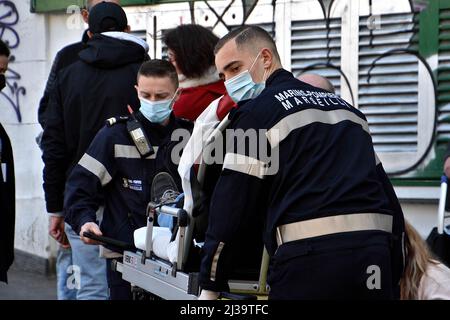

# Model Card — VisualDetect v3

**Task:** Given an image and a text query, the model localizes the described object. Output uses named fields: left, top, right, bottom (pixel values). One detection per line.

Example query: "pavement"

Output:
left=0, top=262, right=56, bottom=300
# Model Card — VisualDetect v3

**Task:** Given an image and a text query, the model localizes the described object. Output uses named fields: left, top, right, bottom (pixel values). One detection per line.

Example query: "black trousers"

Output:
left=106, top=258, right=132, bottom=300
left=267, top=231, right=397, bottom=300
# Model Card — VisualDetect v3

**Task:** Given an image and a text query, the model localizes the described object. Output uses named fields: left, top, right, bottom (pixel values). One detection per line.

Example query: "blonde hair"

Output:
left=400, top=221, right=438, bottom=299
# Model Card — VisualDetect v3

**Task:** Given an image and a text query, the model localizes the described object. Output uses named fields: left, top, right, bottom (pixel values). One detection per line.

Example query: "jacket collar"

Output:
left=101, top=31, right=149, bottom=52
left=266, top=68, right=293, bottom=87
left=79, top=34, right=146, bottom=68
left=178, top=66, right=221, bottom=89
left=135, top=111, right=177, bottom=139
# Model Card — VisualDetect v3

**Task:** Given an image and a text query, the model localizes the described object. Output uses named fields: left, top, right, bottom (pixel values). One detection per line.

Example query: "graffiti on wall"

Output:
left=0, top=0, right=25, bottom=123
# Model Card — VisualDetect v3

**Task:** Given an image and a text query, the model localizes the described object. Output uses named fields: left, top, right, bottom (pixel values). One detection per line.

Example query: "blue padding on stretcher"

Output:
left=157, top=193, right=185, bottom=230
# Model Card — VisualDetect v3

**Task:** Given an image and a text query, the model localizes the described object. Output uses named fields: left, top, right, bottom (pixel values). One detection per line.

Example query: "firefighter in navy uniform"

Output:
left=198, top=26, right=406, bottom=300
left=64, top=60, right=192, bottom=300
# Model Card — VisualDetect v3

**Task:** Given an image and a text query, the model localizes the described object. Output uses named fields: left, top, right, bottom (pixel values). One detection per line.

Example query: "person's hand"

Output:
left=60, top=231, right=71, bottom=249
left=49, top=216, right=66, bottom=244
left=79, top=222, right=102, bottom=245
left=198, top=289, right=220, bottom=300
left=444, top=157, right=450, bottom=178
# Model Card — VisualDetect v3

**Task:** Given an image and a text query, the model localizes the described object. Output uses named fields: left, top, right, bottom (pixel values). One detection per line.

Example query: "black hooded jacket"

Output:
left=42, top=34, right=149, bottom=214
left=38, top=31, right=89, bottom=129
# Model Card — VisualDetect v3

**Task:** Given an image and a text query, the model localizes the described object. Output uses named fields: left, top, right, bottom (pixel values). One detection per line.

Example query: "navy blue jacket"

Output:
left=199, top=69, right=406, bottom=292
left=64, top=112, right=192, bottom=253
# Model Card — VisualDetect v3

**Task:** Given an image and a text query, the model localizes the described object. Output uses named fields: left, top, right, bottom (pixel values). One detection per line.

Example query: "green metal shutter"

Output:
left=390, top=0, right=450, bottom=183
left=407, top=0, right=450, bottom=180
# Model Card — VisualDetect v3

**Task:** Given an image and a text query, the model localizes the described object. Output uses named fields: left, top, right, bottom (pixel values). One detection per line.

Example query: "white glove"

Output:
left=198, top=289, right=220, bottom=300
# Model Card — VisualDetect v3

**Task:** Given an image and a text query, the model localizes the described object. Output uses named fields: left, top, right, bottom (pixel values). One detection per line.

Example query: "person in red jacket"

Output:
left=163, top=24, right=234, bottom=121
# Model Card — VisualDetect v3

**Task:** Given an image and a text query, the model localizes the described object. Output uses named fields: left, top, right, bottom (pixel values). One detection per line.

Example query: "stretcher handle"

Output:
left=155, top=205, right=184, bottom=217
left=153, top=205, right=189, bottom=227
left=438, top=175, right=448, bottom=235
left=82, top=232, right=136, bottom=251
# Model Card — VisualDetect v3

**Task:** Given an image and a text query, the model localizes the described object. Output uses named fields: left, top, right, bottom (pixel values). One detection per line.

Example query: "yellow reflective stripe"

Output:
left=210, top=242, right=225, bottom=282
left=79, top=154, right=112, bottom=186
left=276, top=213, right=393, bottom=246
left=266, top=109, right=371, bottom=148
left=114, top=144, right=158, bottom=159
left=222, top=153, right=267, bottom=179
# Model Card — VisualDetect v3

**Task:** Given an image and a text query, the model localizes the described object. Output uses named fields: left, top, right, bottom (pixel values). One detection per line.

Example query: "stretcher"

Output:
left=108, top=115, right=270, bottom=300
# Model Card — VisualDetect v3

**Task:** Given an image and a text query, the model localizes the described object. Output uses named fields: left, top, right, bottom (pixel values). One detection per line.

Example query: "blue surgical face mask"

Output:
left=139, top=95, right=174, bottom=123
left=224, top=51, right=268, bottom=103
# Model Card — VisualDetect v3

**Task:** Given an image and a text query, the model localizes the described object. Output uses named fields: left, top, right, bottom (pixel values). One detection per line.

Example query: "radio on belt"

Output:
left=126, top=105, right=154, bottom=158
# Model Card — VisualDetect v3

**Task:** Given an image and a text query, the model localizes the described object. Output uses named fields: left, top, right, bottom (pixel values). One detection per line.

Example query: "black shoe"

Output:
left=151, top=172, right=180, bottom=205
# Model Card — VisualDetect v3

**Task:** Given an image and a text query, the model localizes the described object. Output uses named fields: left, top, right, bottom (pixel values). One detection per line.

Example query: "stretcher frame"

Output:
left=115, top=116, right=270, bottom=300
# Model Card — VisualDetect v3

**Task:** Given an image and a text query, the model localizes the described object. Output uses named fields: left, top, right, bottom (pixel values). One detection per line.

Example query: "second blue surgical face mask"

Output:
left=139, top=96, right=173, bottom=123
left=224, top=51, right=268, bottom=103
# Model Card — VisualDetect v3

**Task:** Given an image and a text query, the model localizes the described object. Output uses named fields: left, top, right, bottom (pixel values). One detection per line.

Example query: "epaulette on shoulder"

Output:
left=106, top=116, right=130, bottom=127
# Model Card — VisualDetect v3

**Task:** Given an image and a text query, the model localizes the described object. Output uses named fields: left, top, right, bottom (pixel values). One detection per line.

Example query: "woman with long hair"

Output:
left=400, top=221, right=450, bottom=299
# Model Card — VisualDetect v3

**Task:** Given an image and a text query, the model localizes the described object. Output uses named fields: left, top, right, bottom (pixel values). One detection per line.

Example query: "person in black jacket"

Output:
left=38, top=0, right=120, bottom=129
left=0, top=40, right=14, bottom=283
left=41, top=2, right=149, bottom=299
left=65, top=59, right=193, bottom=299
left=198, top=26, right=406, bottom=300
left=37, top=0, right=120, bottom=300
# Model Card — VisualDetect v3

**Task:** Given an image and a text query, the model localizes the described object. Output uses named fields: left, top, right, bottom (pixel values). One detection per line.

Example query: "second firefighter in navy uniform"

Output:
left=198, top=26, right=406, bottom=300
left=64, top=60, right=193, bottom=300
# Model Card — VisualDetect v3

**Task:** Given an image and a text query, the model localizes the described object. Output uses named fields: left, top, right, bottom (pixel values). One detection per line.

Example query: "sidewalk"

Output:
left=0, top=262, right=56, bottom=300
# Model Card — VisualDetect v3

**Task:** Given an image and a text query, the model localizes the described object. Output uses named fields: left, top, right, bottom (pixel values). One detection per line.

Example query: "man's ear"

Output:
left=81, top=9, right=89, bottom=24
left=135, top=84, right=140, bottom=95
left=87, top=30, right=94, bottom=39
left=261, top=48, right=273, bottom=68
left=124, top=25, right=131, bottom=33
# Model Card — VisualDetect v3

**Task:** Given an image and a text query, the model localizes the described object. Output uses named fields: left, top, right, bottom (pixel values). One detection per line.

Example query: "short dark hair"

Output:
left=138, top=59, right=179, bottom=88
left=0, top=40, right=10, bottom=58
left=163, top=24, right=219, bottom=79
left=214, top=25, right=280, bottom=62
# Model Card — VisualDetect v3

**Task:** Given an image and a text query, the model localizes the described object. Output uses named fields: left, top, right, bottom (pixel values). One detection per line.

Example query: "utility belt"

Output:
left=275, top=213, right=393, bottom=248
